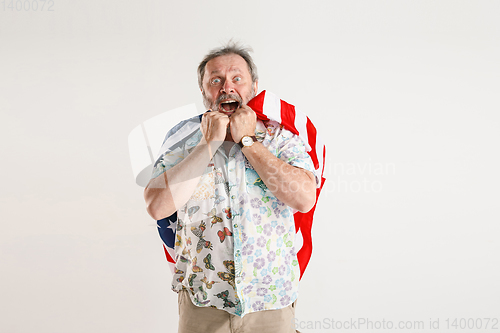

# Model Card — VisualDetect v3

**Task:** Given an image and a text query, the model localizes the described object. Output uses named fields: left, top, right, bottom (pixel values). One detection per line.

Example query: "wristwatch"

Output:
left=239, top=135, right=257, bottom=148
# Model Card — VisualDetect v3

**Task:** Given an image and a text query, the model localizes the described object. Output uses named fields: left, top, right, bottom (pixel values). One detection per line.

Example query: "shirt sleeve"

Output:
left=276, top=129, right=320, bottom=186
left=150, top=146, right=186, bottom=179
left=150, top=116, right=203, bottom=179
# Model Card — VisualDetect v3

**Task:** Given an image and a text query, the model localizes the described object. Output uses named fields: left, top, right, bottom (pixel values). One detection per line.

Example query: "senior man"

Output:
left=144, top=42, right=317, bottom=333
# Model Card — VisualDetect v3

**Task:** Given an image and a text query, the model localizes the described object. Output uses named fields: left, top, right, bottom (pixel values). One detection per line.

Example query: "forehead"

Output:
left=204, top=54, right=250, bottom=77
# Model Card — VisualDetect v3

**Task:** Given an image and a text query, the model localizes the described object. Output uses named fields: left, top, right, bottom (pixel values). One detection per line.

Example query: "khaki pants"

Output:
left=177, top=290, right=299, bottom=333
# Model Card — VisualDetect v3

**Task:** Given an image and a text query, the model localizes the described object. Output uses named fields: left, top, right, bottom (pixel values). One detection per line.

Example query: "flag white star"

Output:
left=167, top=219, right=177, bottom=232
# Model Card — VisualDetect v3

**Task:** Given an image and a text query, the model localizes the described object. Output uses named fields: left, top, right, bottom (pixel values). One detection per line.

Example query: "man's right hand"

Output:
left=201, top=110, right=230, bottom=144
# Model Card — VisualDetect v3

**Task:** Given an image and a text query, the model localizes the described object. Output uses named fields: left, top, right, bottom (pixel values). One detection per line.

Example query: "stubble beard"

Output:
left=202, top=90, right=256, bottom=112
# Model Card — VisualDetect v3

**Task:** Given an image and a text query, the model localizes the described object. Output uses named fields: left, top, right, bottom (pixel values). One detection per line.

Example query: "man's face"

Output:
left=201, top=53, right=258, bottom=115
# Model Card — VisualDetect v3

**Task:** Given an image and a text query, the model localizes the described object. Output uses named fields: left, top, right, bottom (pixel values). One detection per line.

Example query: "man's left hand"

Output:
left=229, top=105, right=257, bottom=143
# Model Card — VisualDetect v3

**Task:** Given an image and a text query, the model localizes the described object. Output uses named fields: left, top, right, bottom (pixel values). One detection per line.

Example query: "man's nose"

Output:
left=221, top=80, right=235, bottom=94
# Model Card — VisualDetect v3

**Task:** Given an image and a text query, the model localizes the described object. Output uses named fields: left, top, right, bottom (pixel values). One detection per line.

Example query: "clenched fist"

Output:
left=201, top=110, right=230, bottom=145
left=229, top=105, right=257, bottom=143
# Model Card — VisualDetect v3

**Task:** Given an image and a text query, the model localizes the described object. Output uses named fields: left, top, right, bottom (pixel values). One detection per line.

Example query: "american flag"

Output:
left=156, top=90, right=326, bottom=279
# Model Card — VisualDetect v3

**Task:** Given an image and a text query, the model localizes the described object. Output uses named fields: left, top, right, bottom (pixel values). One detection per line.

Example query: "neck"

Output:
left=225, top=129, right=234, bottom=142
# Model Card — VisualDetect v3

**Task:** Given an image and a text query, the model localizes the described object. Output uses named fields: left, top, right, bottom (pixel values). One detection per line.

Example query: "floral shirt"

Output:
left=151, top=115, right=316, bottom=317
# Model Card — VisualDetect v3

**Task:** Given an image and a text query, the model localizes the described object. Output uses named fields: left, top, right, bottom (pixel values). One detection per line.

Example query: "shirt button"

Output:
left=234, top=224, right=238, bottom=228
left=236, top=278, right=242, bottom=284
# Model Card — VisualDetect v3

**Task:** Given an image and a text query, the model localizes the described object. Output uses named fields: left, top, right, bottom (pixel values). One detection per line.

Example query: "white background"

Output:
left=1, top=1, right=499, bottom=332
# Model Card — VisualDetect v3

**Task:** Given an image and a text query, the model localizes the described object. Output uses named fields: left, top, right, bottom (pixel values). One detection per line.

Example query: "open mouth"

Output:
left=219, top=100, right=240, bottom=113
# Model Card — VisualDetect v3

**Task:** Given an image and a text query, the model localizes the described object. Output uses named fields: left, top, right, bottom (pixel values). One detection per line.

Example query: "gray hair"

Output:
left=197, top=41, right=259, bottom=90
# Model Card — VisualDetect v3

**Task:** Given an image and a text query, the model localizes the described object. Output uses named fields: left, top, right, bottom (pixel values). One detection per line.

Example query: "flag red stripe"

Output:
left=279, top=100, right=299, bottom=136
left=306, top=118, right=319, bottom=170
left=163, top=244, right=175, bottom=263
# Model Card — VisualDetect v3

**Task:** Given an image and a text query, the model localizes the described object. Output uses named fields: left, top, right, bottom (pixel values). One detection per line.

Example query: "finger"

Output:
left=204, top=112, right=224, bottom=122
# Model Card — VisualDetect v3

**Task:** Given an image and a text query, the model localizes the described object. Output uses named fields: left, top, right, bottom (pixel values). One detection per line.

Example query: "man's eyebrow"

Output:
left=209, top=68, right=242, bottom=75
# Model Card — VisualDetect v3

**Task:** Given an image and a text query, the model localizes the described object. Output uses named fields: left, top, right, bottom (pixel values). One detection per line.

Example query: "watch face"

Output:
left=242, top=136, right=253, bottom=146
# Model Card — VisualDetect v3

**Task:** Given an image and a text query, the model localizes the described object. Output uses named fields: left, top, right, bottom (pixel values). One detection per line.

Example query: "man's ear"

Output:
left=253, top=81, right=258, bottom=95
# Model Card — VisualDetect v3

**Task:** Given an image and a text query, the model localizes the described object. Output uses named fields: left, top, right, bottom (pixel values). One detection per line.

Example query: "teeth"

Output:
left=221, top=100, right=236, bottom=104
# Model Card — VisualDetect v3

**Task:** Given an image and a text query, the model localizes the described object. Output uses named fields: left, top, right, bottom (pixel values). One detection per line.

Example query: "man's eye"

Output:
left=234, top=77, right=241, bottom=82
left=211, top=78, right=221, bottom=84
